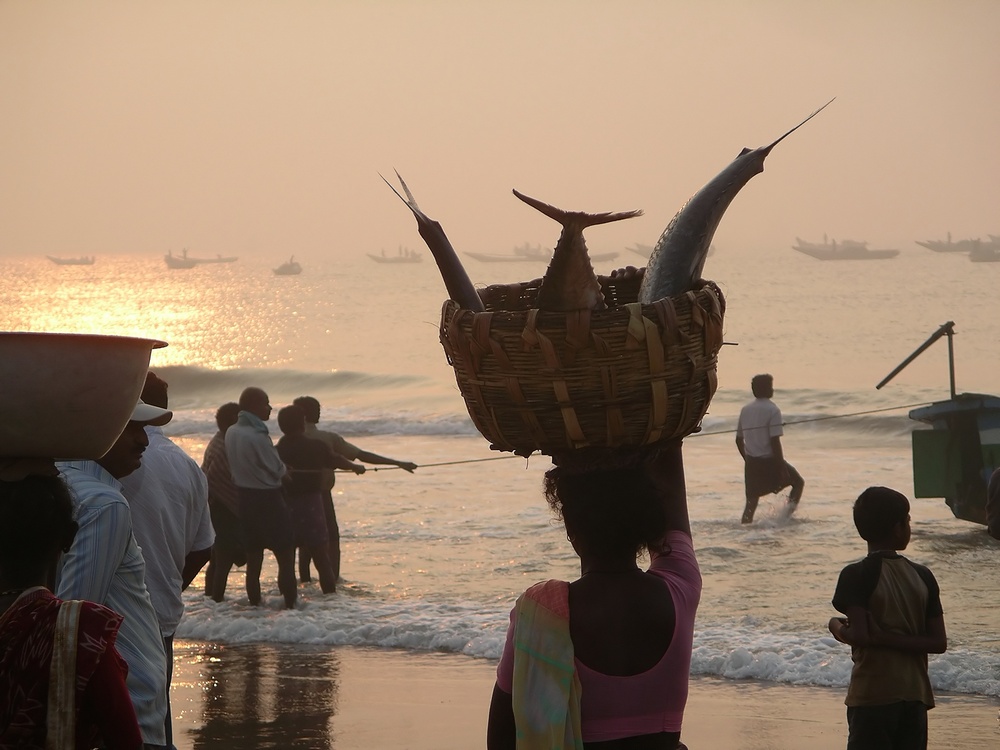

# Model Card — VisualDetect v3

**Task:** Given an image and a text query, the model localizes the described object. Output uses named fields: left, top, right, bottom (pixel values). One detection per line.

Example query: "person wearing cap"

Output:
left=56, top=398, right=173, bottom=749
left=225, top=387, right=297, bottom=609
left=120, top=372, right=215, bottom=749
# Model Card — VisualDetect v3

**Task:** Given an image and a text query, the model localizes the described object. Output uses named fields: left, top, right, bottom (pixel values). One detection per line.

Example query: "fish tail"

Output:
left=512, top=189, right=642, bottom=228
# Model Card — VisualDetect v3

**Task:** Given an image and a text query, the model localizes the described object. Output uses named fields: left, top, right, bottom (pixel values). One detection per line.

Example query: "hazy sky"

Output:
left=1, top=0, right=998, bottom=261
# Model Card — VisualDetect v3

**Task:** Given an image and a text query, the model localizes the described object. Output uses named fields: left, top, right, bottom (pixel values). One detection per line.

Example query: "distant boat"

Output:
left=46, top=255, right=95, bottom=266
left=465, top=243, right=551, bottom=263
left=915, top=232, right=982, bottom=253
left=969, top=239, right=1000, bottom=263
left=273, top=256, right=302, bottom=276
left=793, top=236, right=899, bottom=261
left=367, top=247, right=422, bottom=264
left=164, top=250, right=198, bottom=269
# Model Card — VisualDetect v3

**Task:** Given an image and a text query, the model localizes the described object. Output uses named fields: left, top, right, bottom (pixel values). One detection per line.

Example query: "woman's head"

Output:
left=543, top=459, right=668, bottom=559
left=0, top=474, right=78, bottom=583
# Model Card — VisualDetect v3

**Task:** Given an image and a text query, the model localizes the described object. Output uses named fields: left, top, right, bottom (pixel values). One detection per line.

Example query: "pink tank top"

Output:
left=496, top=530, right=701, bottom=742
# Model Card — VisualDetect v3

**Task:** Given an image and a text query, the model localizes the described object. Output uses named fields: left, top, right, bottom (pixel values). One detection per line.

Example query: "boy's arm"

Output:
left=828, top=605, right=869, bottom=645
left=869, top=613, right=948, bottom=654
left=829, top=608, right=947, bottom=654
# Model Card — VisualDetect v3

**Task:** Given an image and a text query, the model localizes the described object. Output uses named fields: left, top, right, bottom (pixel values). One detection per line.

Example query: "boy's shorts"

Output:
left=847, top=701, right=928, bottom=750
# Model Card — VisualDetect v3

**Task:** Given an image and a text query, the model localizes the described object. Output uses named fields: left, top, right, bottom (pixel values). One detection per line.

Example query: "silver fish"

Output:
left=639, top=98, right=835, bottom=303
left=382, top=171, right=485, bottom=312
left=512, top=189, right=642, bottom=311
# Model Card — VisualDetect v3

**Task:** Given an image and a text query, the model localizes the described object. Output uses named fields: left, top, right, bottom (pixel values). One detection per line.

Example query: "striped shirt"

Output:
left=202, top=430, right=241, bottom=515
left=56, top=460, right=168, bottom=747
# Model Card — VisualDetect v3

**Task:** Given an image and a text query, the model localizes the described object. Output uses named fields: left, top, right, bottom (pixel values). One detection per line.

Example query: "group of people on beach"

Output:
left=201, top=386, right=416, bottom=610
left=0, top=373, right=416, bottom=749
left=2, top=360, right=998, bottom=749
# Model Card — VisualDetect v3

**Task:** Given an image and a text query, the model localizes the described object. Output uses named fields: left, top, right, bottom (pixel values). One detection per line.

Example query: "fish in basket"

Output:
left=384, top=101, right=832, bottom=455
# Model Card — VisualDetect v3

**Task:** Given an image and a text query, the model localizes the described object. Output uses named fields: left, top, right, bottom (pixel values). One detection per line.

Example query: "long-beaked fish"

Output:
left=512, top=189, right=642, bottom=311
left=638, top=98, right=835, bottom=303
left=382, top=171, right=485, bottom=312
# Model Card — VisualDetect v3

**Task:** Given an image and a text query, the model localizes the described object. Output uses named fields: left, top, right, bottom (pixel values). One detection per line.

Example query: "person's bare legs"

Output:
left=274, top=546, right=298, bottom=609
left=298, top=547, right=313, bottom=583
left=742, top=494, right=760, bottom=524
left=785, top=462, right=805, bottom=506
left=206, top=548, right=238, bottom=602
left=309, top=543, right=337, bottom=594
left=245, top=547, right=264, bottom=605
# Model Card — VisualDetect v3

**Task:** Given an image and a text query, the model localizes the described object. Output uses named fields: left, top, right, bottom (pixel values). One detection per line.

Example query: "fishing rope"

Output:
left=693, top=400, right=935, bottom=438
left=334, top=401, right=934, bottom=471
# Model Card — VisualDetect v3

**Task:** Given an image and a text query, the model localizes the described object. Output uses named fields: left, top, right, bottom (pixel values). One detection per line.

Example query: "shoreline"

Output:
left=170, top=641, right=1000, bottom=749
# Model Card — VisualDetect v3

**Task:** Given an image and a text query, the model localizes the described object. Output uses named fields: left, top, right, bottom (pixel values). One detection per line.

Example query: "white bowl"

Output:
left=0, top=332, right=168, bottom=459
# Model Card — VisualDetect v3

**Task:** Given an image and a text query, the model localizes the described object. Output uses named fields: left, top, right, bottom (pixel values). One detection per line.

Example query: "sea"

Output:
left=2, top=243, right=999, bottom=703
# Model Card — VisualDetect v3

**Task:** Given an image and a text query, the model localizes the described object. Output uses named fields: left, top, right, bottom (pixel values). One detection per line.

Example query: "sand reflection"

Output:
left=183, top=643, right=340, bottom=750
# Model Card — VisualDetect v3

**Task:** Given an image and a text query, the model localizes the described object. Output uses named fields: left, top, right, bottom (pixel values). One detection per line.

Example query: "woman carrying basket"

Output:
left=487, top=440, right=699, bottom=750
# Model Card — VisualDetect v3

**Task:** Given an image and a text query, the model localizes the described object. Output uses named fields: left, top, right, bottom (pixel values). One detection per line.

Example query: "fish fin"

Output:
left=512, top=189, right=643, bottom=228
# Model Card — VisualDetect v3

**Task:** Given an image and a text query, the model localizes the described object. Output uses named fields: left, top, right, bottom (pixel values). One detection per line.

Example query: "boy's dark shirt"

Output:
left=275, top=434, right=338, bottom=495
left=832, top=551, right=942, bottom=707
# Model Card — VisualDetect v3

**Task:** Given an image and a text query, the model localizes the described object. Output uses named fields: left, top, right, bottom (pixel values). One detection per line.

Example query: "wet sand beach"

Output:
left=169, top=641, right=1000, bottom=750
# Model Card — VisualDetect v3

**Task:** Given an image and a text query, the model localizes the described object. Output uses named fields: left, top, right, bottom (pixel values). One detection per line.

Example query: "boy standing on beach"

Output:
left=829, top=486, right=948, bottom=750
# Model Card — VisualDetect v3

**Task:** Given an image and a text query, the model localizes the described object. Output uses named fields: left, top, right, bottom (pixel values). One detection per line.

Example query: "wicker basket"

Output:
left=439, top=273, right=725, bottom=456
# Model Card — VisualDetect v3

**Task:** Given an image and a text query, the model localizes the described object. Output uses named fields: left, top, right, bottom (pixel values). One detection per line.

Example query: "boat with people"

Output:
left=793, top=236, right=899, bottom=260
left=46, top=255, right=95, bottom=265
left=367, top=246, right=422, bottom=263
left=273, top=256, right=302, bottom=275
left=915, top=232, right=983, bottom=253
left=164, top=250, right=198, bottom=269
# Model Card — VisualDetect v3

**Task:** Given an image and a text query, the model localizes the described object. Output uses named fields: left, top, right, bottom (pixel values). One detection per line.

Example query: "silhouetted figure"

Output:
left=735, top=374, right=804, bottom=523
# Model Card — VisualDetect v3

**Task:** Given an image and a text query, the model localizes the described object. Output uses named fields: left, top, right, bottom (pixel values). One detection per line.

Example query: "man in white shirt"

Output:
left=225, top=386, right=296, bottom=608
left=735, top=374, right=804, bottom=524
left=120, top=372, right=215, bottom=749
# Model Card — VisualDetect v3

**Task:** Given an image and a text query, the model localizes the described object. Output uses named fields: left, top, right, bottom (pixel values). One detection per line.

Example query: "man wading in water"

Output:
left=735, top=374, right=804, bottom=524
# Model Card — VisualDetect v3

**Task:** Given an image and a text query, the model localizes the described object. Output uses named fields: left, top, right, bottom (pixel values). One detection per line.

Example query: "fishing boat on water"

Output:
left=367, top=247, right=422, bottom=264
left=915, top=232, right=983, bottom=253
left=793, top=236, right=899, bottom=260
left=465, top=243, right=619, bottom=264
left=164, top=250, right=198, bottom=269
left=877, top=322, right=1000, bottom=525
left=46, top=255, right=95, bottom=265
left=968, top=236, right=1000, bottom=262
left=273, top=256, right=302, bottom=276
left=465, top=243, right=551, bottom=263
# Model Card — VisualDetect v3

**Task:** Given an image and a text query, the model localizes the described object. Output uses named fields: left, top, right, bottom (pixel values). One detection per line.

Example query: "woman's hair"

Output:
left=0, top=475, right=78, bottom=579
left=853, top=485, right=909, bottom=541
left=543, top=461, right=667, bottom=558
